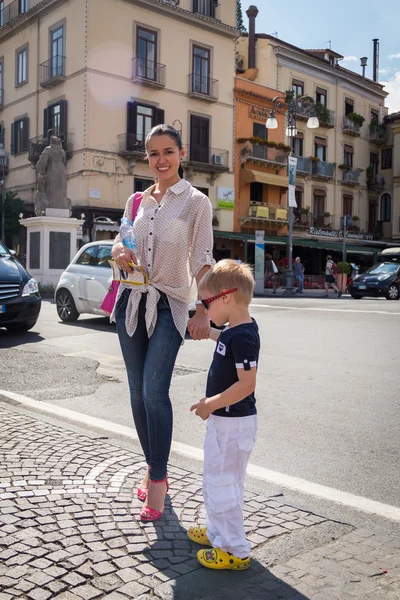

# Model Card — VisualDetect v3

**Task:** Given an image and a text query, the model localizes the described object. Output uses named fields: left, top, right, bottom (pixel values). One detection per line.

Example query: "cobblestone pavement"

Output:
left=1, top=405, right=400, bottom=600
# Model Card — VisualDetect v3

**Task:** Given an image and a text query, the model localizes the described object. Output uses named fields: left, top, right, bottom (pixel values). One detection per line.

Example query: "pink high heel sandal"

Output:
left=137, top=466, right=150, bottom=502
left=139, top=477, right=169, bottom=522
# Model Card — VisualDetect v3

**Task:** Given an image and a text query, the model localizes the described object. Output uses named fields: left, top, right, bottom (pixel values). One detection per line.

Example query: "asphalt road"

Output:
left=1, top=296, right=399, bottom=513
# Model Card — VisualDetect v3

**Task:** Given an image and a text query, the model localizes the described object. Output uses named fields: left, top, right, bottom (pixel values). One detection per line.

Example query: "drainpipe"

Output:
left=246, top=5, right=258, bottom=69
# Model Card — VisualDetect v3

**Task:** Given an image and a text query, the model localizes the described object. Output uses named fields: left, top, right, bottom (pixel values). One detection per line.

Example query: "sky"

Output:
left=240, top=0, right=400, bottom=113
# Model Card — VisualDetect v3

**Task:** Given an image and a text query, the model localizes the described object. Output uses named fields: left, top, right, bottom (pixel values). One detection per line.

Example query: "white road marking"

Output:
left=251, top=303, right=400, bottom=316
left=1, top=389, right=400, bottom=523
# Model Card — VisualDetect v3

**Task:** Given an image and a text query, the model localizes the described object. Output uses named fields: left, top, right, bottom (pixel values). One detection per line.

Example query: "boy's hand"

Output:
left=190, top=398, right=212, bottom=421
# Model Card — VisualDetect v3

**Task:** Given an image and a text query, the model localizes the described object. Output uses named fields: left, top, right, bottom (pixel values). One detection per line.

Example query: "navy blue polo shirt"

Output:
left=206, top=319, right=260, bottom=417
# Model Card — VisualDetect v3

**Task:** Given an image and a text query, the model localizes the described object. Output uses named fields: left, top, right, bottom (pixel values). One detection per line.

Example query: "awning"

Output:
left=94, top=224, right=120, bottom=232
left=240, top=169, right=288, bottom=189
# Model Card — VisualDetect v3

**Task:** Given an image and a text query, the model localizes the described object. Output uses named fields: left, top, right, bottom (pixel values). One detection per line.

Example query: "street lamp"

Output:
left=0, top=143, right=7, bottom=243
left=266, top=92, right=319, bottom=293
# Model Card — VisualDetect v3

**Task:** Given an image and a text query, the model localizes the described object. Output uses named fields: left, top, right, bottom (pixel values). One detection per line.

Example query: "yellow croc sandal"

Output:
left=197, top=547, right=251, bottom=571
left=187, top=526, right=212, bottom=546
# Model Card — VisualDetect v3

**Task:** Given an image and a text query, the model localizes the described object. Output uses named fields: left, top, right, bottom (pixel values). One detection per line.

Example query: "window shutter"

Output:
left=10, top=122, right=15, bottom=155
left=315, top=137, right=327, bottom=146
left=154, top=108, right=165, bottom=126
left=127, top=101, right=137, bottom=135
left=43, top=107, right=49, bottom=140
left=344, top=144, right=354, bottom=153
left=22, top=117, right=29, bottom=152
left=60, top=100, right=68, bottom=140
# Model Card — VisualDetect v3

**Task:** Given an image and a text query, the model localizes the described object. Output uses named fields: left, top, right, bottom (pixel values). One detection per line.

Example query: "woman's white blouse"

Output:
left=111, top=179, right=215, bottom=339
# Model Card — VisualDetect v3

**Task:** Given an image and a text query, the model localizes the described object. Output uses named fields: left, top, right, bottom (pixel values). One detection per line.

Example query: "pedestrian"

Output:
left=324, top=255, right=341, bottom=297
left=264, top=253, right=277, bottom=293
left=111, top=124, right=214, bottom=522
left=188, top=259, right=260, bottom=571
left=293, top=256, right=305, bottom=293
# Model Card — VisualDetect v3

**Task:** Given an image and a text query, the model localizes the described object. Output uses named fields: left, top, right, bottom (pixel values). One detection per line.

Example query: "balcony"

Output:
left=0, top=89, right=3, bottom=110
left=343, top=117, right=361, bottom=136
left=0, top=0, right=33, bottom=27
left=293, top=209, right=312, bottom=228
left=367, top=173, right=385, bottom=192
left=132, top=58, right=166, bottom=89
left=311, top=160, right=335, bottom=180
left=40, top=56, right=66, bottom=88
left=118, top=134, right=146, bottom=159
left=28, top=133, right=73, bottom=164
left=193, top=0, right=217, bottom=18
left=341, top=168, right=361, bottom=186
left=240, top=202, right=288, bottom=227
left=369, top=122, right=388, bottom=145
left=294, top=155, right=312, bottom=175
left=188, top=74, right=219, bottom=102
left=243, top=144, right=288, bottom=169
left=182, top=145, right=229, bottom=175
left=315, top=106, right=335, bottom=128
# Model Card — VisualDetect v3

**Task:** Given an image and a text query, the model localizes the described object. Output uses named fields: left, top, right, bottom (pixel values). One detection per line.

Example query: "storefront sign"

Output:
left=307, top=227, right=373, bottom=242
left=254, top=230, right=265, bottom=294
left=249, top=105, right=269, bottom=122
left=217, top=186, right=234, bottom=210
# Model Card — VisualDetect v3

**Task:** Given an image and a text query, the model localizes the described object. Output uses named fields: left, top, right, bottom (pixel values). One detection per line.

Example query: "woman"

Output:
left=264, top=253, right=277, bottom=294
left=111, top=125, right=213, bottom=521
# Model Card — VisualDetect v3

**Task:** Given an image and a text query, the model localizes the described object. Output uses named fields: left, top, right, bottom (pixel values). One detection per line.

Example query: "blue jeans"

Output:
left=295, top=274, right=304, bottom=293
left=116, top=289, right=182, bottom=481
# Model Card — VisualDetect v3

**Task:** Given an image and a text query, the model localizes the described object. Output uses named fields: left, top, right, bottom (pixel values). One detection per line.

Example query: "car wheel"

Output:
left=385, top=284, right=399, bottom=300
left=56, top=289, right=79, bottom=321
left=350, top=294, right=363, bottom=299
left=6, top=321, right=37, bottom=333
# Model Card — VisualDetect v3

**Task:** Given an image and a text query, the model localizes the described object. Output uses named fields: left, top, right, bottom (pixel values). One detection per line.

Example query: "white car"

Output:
left=55, top=241, right=114, bottom=321
left=55, top=240, right=196, bottom=322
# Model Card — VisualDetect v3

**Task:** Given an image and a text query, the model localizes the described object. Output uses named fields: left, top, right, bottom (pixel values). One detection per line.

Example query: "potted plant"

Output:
left=338, top=164, right=352, bottom=171
left=324, top=211, right=331, bottom=226
left=352, top=215, right=360, bottom=222
left=309, top=156, right=320, bottom=162
left=346, top=112, right=365, bottom=127
left=300, top=206, right=310, bottom=224
left=315, top=103, right=331, bottom=126
left=336, top=261, right=352, bottom=293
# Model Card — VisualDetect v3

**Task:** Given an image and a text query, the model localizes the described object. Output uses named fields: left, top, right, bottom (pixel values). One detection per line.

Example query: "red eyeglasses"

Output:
left=201, top=288, right=238, bottom=309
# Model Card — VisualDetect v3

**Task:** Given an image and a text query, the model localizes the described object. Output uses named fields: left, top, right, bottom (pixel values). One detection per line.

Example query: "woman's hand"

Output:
left=188, top=309, right=210, bottom=341
left=112, top=242, right=137, bottom=273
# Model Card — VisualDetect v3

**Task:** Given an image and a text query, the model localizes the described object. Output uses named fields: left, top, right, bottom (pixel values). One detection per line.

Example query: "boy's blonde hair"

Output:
left=199, top=259, right=255, bottom=306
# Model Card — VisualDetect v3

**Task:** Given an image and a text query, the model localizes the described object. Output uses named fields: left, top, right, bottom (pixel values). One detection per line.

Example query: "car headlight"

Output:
left=377, top=275, right=391, bottom=281
left=22, top=278, right=39, bottom=296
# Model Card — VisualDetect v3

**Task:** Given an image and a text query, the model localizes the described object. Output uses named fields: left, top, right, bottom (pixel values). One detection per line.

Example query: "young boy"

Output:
left=188, top=259, right=260, bottom=571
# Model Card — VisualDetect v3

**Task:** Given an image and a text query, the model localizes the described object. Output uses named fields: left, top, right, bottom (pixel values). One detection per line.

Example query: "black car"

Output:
left=0, top=241, right=41, bottom=332
left=349, top=262, right=400, bottom=300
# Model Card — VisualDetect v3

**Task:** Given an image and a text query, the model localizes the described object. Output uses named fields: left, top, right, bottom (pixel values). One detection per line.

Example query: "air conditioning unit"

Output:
left=212, top=154, right=224, bottom=165
left=344, top=171, right=353, bottom=182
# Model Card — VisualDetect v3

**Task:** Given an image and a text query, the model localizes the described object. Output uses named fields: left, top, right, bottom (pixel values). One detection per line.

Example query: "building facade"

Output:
left=0, top=0, right=237, bottom=248
left=235, top=6, right=394, bottom=276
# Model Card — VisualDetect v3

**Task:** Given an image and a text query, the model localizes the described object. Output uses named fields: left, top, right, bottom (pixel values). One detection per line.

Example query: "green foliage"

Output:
left=0, top=191, right=24, bottom=246
left=346, top=112, right=365, bottom=126
left=237, top=137, right=291, bottom=152
left=315, top=103, right=332, bottom=125
left=337, top=262, right=352, bottom=276
left=338, top=164, right=352, bottom=170
left=236, top=0, right=247, bottom=32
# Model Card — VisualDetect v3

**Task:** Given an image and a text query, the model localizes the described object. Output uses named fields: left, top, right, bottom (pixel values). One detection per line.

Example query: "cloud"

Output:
left=381, top=70, right=400, bottom=113
left=388, top=52, right=400, bottom=60
left=341, top=56, right=358, bottom=62
left=379, top=67, right=396, bottom=76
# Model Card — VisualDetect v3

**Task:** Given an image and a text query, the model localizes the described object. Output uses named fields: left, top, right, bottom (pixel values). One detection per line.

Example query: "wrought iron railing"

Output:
left=40, top=56, right=66, bottom=86
left=132, top=58, right=166, bottom=87
left=343, top=117, right=361, bottom=134
left=183, top=145, right=228, bottom=167
left=246, top=145, right=288, bottom=166
left=28, top=132, right=73, bottom=163
left=248, top=202, right=288, bottom=222
left=118, top=134, right=146, bottom=156
left=188, top=74, right=219, bottom=100
left=369, top=122, right=387, bottom=144
left=342, top=169, right=361, bottom=185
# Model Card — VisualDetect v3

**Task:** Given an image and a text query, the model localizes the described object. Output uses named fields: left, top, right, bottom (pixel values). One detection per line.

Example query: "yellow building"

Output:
left=236, top=5, right=392, bottom=272
left=0, top=0, right=237, bottom=246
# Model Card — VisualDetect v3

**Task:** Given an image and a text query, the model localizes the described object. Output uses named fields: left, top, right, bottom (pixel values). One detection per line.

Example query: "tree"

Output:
left=0, top=191, right=24, bottom=248
left=236, top=0, right=247, bottom=32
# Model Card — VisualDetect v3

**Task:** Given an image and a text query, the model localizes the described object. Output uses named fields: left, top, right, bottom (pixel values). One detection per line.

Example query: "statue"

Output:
left=35, top=136, right=71, bottom=216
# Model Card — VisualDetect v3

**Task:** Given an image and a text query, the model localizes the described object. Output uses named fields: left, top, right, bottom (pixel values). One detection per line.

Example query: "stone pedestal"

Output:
left=21, top=213, right=84, bottom=286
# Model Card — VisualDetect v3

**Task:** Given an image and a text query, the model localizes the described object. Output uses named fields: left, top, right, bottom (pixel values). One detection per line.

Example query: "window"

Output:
left=192, top=45, right=210, bottom=95
left=190, top=114, right=210, bottom=163
left=43, top=100, right=67, bottom=141
left=77, top=245, right=99, bottom=266
left=16, top=47, right=28, bottom=85
left=313, top=192, right=325, bottom=226
left=292, top=79, right=304, bottom=97
left=344, top=144, right=353, bottom=167
left=136, top=26, right=157, bottom=80
left=343, top=195, right=353, bottom=216
left=316, top=87, right=327, bottom=107
left=126, top=101, right=164, bottom=149
left=196, top=187, right=209, bottom=197
left=50, top=26, right=64, bottom=77
left=370, top=152, right=379, bottom=176
left=11, top=117, right=29, bottom=155
left=371, top=109, right=379, bottom=123
left=193, top=0, right=217, bottom=18
left=345, top=97, right=354, bottom=116
left=381, top=148, right=392, bottom=170
left=314, top=137, right=326, bottom=162
left=0, top=123, right=4, bottom=145
left=380, top=193, right=392, bottom=222
left=295, top=189, right=303, bottom=210
left=293, top=135, right=303, bottom=156
left=0, top=2, right=4, bottom=27
left=97, top=245, right=113, bottom=268
left=19, top=0, right=28, bottom=14
left=134, top=178, right=153, bottom=193
left=252, top=122, right=267, bottom=159
left=250, top=182, right=263, bottom=203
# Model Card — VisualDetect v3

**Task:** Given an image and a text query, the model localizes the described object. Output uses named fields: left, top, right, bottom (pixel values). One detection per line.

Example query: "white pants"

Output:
left=203, top=414, right=257, bottom=559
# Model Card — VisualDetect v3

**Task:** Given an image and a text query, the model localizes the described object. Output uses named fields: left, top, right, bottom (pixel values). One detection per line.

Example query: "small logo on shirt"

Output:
left=216, top=341, right=226, bottom=356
